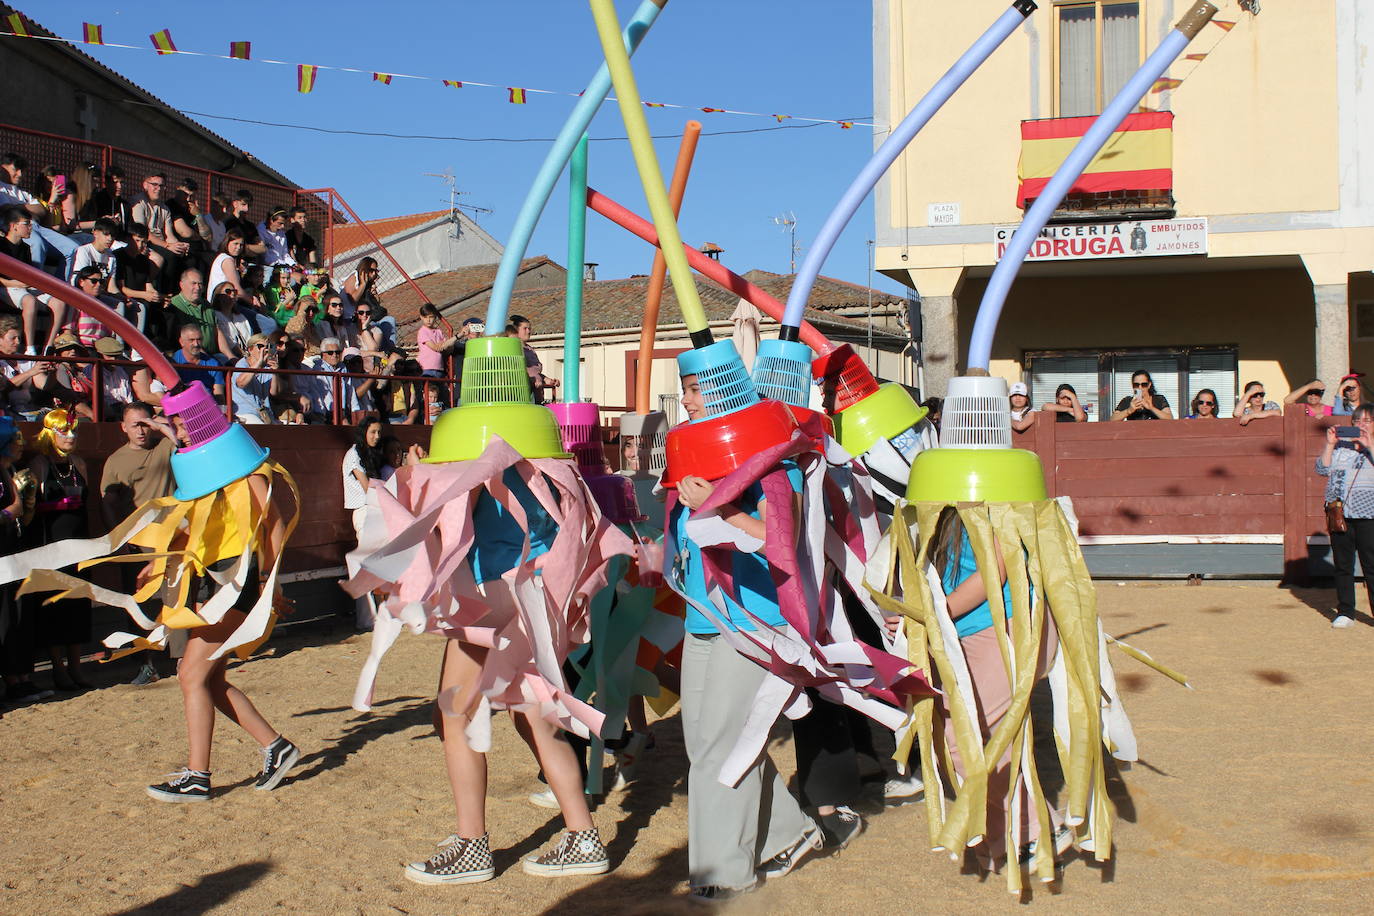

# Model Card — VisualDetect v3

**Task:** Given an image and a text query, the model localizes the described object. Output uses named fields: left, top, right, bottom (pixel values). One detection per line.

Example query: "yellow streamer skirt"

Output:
left=868, top=499, right=1113, bottom=893
left=0, top=461, right=299, bottom=662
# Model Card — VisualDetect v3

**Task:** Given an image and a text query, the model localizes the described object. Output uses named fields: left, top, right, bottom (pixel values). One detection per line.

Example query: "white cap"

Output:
left=1009, top=382, right=1028, bottom=397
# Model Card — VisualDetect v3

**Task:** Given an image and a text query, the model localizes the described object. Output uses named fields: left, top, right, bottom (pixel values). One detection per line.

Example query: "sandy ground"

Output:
left=3, top=581, right=1374, bottom=915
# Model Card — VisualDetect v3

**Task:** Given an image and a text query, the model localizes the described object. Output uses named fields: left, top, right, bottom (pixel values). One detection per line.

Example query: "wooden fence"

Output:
left=1016, top=411, right=1336, bottom=582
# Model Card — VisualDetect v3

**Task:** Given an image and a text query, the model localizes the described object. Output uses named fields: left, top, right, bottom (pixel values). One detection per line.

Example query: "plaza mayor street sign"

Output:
left=993, top=217, right=1208, bottom=262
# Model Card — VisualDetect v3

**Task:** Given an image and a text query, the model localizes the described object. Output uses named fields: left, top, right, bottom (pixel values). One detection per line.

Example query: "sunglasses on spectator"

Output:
left=1132, top=382, right=1149, bottom=389
left=1310, top=389, right=1325, bottom=397
left=322, top=349, right=342, bottom=355
left=1250, top=391, right=1265, bottom=398
left=1197, top=399, right=1215, bottom=406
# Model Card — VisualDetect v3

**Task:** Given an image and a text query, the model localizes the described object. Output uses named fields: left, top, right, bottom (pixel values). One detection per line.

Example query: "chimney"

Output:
left=702, top=242, right=724, bottom=262
left=584, top=262, right=598, bottom=282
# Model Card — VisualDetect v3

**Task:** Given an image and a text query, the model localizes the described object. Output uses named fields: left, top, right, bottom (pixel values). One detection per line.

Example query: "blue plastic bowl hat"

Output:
left=750, top=338, right=814, bottom=408
left=170, top=423, right=270, bottom=500
left=676, top=340, right=760, bottom=420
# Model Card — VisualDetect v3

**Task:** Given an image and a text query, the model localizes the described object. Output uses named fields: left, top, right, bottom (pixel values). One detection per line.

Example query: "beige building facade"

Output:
left=874, top=0, right=1373, bottom=418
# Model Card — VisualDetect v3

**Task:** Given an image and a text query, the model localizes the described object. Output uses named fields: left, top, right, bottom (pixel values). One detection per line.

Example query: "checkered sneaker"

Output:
left=404, top=833, right=495, bottom=885
left=522, top=828, right=610, bottom=877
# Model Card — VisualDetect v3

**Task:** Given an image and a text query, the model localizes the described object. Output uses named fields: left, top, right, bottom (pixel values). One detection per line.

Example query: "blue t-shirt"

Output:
left=674, top=464, right=802, bottom=635
left=172, top=350, right=226, bottom=390
left=468, top=467, right=558, bottom=584
left=942, top=528, right=1023, bottom=639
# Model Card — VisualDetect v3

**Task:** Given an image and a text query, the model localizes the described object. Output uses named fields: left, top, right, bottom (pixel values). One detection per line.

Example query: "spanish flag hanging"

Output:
left=1017, top=111, right=1174, bottom=209
left=1149, top=77, right=1183, bottom=93
left=82, top=23, right=104, bottom=45
left=297, top=64, right=318, bottom=94
left=373, top=72, right=393, bottom=85
left=700, top=107, right=725, bottom=113
left=643, top=101, right=665, bottom=108
left=149, top=29, right=176, bottom=55
left=443, top=79, right=463, bottom=89
left=229, top=41, right=251, bottom=60
left=6, top=13, right=30, bottom=37
left=508, top=87, right=527, bottom=104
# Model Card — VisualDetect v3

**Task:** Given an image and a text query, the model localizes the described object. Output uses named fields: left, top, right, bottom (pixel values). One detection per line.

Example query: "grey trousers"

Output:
left=681, top=632, right=812, bottom=890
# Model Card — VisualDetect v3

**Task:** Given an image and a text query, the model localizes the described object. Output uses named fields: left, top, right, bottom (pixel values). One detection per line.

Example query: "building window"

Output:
left=1055, top=1, right=1142, bottom=117
left=1355, top=300, right=1374, bottom=341
left=1027, top=346, right=1237, bottom=419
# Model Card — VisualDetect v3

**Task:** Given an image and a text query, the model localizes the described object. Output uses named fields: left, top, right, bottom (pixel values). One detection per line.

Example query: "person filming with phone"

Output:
left=1111, top=369, right=1173, bottom=421
left=1316, top=406, right=1374, bottom=629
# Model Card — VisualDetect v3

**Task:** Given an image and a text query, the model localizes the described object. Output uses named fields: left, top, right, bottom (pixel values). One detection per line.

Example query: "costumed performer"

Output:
left=344, top=375, right=634, bottom=887
left=0, top=401, right=303, bottom=803
left=667, top=369, right=822, bottom=903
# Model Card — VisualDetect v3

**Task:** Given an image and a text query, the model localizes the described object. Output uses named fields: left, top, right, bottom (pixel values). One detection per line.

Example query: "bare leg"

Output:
left=20, top=294, right=39, bottom=351
left=512, top=712, right=594, bottom=831
left=177, top=610, right=278, bottom=772
left=46, top=301, right=68, bottom=349
left=436, top=639, right=489, bottom=838
left=627, top=695, right=648, bottom=735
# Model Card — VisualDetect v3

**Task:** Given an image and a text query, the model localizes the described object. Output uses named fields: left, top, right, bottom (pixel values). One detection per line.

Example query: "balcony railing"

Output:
left=1018, top=111, right=1176, bottom=222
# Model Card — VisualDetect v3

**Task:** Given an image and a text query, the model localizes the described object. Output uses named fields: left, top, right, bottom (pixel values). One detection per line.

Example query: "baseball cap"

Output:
left=1009, top=382, right=1028, bottom=397
left=51, top=331, right=84, bottom=352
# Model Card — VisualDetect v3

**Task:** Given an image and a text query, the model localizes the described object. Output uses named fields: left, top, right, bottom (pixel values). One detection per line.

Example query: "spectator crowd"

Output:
left=0, top=151, right=464, bottom=428
left=1003, top=369, right=1368, bottom=432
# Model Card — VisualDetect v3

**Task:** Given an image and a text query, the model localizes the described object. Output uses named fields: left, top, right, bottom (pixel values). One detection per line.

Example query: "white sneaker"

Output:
left=883, top=774, right=924, bottom=804
left=1333, top=614, right=1355, bottom=629
left=528, top=787, right=560, bottom=809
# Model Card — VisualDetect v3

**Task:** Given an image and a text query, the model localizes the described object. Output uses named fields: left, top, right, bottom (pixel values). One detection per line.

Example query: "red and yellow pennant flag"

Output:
left=373, top=72, right=393, bottom=85
left=772, top=114, right=789, bottom=123
left=149, top=29, right=177, bottom=55
left=644, top=101, right=665, bottom=108
left=443, top=79, right=463, bottom=89
left=1017, top=111, right=1174, bottom=209
left=6, top=13, right=30, bottom=37
left=508, top=87, right=527, bottom=104
left=838, top=121, right=854, bottom=129
left=1184, top=52, right=1208, bottom=61
left=1149, top=77, right=1183, bottom=93
left=700, top=107, right=725, bottom=113
left=1211, top=19, right=1237, bottom=31
left=297, top=64, right=318, bottom=93
left=82, top=23, right=104, bottom=45
left=229, top=41, right=251, bottom=60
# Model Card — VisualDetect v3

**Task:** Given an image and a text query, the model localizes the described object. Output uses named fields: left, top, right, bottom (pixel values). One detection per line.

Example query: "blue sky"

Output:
left=17, top=0, right=906, bottom=295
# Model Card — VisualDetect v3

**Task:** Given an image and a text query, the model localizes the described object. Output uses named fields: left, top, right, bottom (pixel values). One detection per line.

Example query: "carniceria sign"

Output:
left=993, top=218, right=1208, bottom=262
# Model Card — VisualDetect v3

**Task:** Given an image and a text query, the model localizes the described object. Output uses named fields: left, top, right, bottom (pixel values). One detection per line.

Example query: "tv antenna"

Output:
left=424, top=168, right=493, bottom=236
left=772, top=211, right=799, bottom=273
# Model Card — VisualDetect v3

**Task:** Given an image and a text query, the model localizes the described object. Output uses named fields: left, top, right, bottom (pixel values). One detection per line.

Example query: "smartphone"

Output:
left=53, top=174, right=67, bottom=196
left=1336, top=426, right=1361, bottom=439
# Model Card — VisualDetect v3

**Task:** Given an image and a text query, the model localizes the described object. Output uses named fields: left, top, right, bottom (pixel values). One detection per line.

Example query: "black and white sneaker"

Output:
left=757, top=822, right=823, bottom=879
left=254, top=736, right=300, bottom=791
left=819, top=806, right=864, bottom=850
left=146, top=768, right=211, bottom=803
left=405, top=833, right=496, bottom=885
left=522, top=828, right=611, bottom=877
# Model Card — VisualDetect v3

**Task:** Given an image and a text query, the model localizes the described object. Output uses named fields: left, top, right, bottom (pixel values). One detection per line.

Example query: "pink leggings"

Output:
left=936, top=620, right=1060, bottom=864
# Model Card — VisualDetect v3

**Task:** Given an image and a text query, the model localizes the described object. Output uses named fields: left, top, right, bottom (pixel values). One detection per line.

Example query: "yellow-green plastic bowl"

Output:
left=906, top=448, right=1048, bottom=503
left=424, top=403, right=571, bottom=463
left=832, top=382, right=928, bottom=457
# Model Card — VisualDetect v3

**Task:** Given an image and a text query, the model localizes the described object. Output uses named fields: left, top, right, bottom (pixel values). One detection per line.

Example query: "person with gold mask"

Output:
left=25, top=409, right=93, bottom=691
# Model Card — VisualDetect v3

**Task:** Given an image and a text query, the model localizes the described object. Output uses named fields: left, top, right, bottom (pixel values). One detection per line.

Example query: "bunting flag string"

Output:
left=0, top=15, right=872, bottom=129
left=1146, top=7, right=1250, bottom=100
left=149, top=29, right=176, bottom=55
